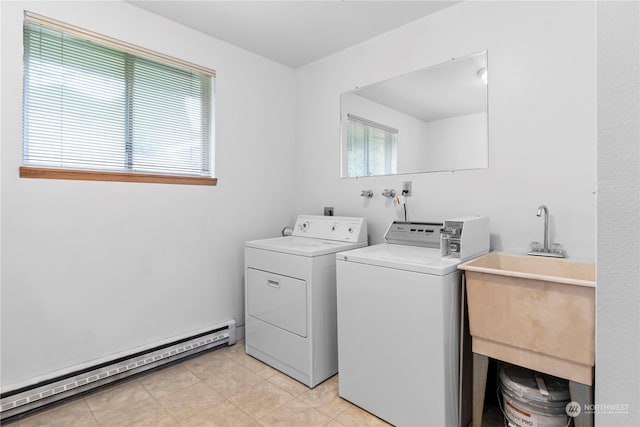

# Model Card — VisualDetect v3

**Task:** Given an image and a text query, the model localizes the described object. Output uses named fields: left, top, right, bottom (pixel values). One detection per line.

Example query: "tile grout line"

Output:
left=136, top=377, right=182, bottom=427
left=81, top=397, right=103, bottom=427
left=225, top=396, right=262, bottom=426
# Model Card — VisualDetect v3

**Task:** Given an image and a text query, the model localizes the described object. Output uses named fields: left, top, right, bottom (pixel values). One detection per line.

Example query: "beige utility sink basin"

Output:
left=459, top=252, right=595, bottom=385
left=460, top=251, right=595, bottom=287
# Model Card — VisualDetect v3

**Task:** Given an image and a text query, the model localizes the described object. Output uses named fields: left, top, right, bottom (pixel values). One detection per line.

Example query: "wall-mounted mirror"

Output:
left=340, top=51, right=488, bottom=178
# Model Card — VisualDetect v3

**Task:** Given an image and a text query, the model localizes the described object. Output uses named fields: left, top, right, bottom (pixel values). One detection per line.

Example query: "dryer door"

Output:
left=247, top=268, right=307, bottom=337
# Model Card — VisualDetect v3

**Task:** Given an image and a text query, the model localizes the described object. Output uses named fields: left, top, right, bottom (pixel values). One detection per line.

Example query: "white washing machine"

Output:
left=336, top=221, right=463, bottom=427
left=245, top=215, right=367, bottom=387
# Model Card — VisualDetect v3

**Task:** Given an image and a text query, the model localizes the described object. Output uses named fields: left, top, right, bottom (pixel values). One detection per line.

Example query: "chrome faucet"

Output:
left=528, top=204, right=566, bottom=258
left=537, top=205, right=550, bottom=252
left=381, top=189, right=396, bottom=198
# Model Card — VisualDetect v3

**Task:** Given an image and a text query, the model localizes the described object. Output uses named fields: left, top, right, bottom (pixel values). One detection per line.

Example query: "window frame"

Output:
left=344, top=114, right=398, bottom=178
left=20, top=12, right=217, bottom=186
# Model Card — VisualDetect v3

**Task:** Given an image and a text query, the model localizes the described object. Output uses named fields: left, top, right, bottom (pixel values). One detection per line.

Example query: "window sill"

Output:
left=19, top=166, right=218, bottom=186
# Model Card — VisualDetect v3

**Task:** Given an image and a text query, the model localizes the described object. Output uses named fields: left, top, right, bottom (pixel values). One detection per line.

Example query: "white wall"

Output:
left=596, top=1, right=640, bottom=425
left=0, top=1, right=296, bottom=389
left=294, top=1, right=597, bottom=262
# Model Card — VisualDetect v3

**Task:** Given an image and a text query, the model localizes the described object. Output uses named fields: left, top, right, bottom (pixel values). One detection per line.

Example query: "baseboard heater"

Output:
left=0, top=319, right=236, bottom=422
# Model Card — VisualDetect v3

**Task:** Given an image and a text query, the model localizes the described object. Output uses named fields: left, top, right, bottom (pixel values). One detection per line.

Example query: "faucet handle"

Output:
left=530, top=241, right=543, bottom=252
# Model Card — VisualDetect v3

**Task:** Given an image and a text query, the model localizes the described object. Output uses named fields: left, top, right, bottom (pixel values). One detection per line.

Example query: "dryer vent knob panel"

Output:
left=293, top=215, right=367, bottom=243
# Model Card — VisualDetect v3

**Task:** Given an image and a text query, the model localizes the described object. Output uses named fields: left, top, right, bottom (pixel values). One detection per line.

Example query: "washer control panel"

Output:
left=293, top=215, right=367, bottom=243
left=384, top=221, right=443, bottom=248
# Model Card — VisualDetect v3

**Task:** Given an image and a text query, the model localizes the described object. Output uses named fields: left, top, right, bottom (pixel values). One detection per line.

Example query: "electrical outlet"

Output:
left=402, top=181, right=412, bottom=197
left=324, top=207, right=334, bottom=216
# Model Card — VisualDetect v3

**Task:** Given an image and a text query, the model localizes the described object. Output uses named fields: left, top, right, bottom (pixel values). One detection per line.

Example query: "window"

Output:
left=21, top=12, right=216, bottom=185
left=345, top=114, right=397, bottom=177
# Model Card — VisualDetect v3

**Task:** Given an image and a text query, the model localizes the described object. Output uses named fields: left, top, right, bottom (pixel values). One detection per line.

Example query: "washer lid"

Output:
left=245, top=236, right=367, bottom=257
left=336, top=243, right=460, bottom=275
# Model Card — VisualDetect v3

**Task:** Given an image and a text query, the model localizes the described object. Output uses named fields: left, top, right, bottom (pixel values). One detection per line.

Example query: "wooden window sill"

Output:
left=20, top=166, right=217, bottom=186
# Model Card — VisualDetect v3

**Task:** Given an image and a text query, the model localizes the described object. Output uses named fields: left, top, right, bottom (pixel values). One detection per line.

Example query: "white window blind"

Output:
left=345, top=114, right=398, bottom=177
left=22, top=12, right=215, bottom=180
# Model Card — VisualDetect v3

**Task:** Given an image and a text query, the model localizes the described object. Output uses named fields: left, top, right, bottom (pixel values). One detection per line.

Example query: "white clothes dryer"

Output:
left=245, top=215, right=367, bottom=387
left=336, top=221, right=462, bottom=427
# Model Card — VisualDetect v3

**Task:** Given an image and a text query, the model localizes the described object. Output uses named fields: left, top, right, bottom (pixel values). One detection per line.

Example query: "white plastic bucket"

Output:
left=499, top=364, right=571, bottom=427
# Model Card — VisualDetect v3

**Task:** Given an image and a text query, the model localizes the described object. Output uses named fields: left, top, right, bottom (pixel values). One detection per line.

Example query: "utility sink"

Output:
left=459, top=252, right=595, bottom=385
left=460, top=251, right=595, bottom=287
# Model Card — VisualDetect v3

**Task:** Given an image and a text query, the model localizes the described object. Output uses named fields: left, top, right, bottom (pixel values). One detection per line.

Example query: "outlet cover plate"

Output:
left=402, top=181, right=412, bottom=197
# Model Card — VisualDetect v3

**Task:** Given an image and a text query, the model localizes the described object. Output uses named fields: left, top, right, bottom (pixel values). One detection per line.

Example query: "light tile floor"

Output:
left=11, top=341, right=392, bottom=427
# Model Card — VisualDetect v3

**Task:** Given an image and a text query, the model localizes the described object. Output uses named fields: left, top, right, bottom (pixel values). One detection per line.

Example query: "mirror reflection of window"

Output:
left=346, top=115, right=397, bottom=177
left=340, top=51, right=488, bottom=178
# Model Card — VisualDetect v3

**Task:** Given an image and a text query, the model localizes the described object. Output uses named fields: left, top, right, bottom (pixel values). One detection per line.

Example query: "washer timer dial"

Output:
left=300, top=221, right=311, bottom=232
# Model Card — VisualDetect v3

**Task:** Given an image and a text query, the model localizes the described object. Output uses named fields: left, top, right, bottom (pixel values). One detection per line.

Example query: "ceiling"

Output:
left=127, top=1, right=460, bottom=69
